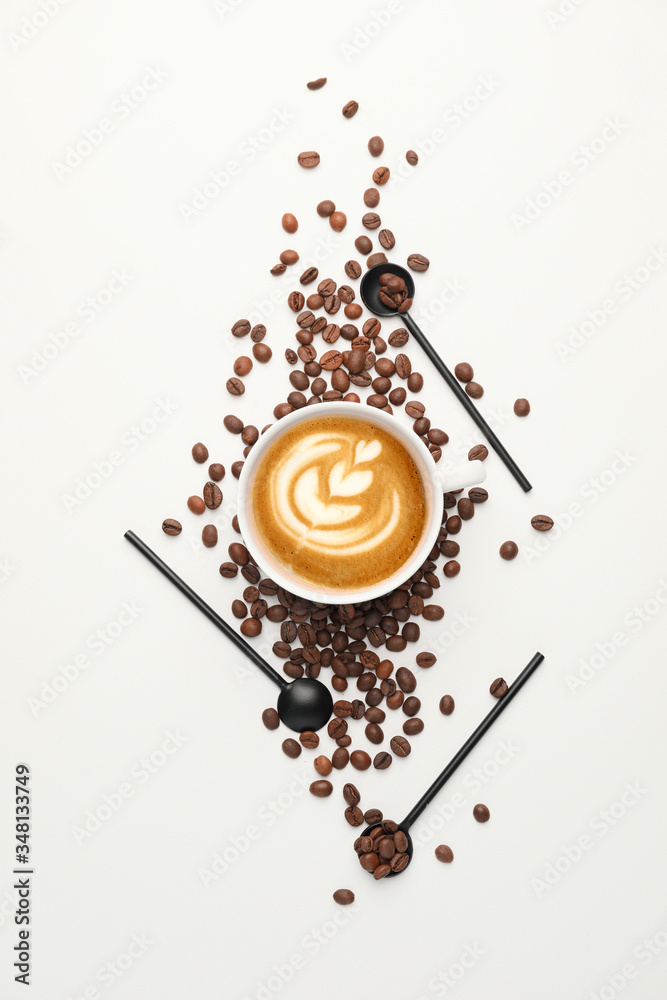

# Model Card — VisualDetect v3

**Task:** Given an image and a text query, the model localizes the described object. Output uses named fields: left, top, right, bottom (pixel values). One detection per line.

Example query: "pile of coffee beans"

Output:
left=353, top=820, right=410, bottom=878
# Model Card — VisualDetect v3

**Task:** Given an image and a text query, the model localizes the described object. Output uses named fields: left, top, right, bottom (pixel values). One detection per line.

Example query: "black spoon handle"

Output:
left=402, top=312, right=532, bottom=493
left=401, top=652, right=544, bottom=830
left=124, top=530, right=286, bottom=690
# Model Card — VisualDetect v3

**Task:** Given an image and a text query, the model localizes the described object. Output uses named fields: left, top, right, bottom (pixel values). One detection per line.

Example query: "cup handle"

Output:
left=439, top=459, right=486, bottom=493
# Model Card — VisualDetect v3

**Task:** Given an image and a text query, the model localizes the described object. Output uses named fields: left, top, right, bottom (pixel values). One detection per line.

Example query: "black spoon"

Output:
left=124, top=531, right=333, bottom=732
left=360, top=651, right=544, bottom=877
left=360, top=263, right=532, bottom=493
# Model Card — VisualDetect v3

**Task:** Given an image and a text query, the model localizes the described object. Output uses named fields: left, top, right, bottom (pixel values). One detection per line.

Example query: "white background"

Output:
left=2, top=1, right=667, bottom=998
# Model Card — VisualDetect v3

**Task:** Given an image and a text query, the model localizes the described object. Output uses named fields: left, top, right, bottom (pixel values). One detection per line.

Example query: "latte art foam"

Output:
left=250, top=415, right=427, bottom=591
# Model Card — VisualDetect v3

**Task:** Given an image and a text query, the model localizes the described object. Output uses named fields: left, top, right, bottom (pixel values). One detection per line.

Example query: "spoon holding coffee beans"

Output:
left=357, top=651, right=544, bottom=878
left=360, top=263, right=532, bottom=493
left=124, top=531, right=333, bottom=731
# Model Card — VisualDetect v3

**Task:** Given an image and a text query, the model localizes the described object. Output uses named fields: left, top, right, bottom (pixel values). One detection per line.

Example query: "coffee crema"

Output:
left=249, top=415, right=427, bottom=591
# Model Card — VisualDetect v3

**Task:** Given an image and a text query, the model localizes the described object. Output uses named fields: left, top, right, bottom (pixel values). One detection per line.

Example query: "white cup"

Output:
left=237, top=402, right=485, bottom=604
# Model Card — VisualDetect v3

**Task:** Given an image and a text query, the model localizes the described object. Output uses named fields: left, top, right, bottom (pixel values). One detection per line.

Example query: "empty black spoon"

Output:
left=359, top=651, right=544, bottom=877
left=124, top=531, right=333, bottom=732
left=360, top=262, right=532, bottom=492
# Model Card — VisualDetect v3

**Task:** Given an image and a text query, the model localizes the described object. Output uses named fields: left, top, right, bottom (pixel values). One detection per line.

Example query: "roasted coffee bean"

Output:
left=378, top=229, right=394, bottom=249
left=338, top=285, right=355, bottom=304
left=320, top=350, right=343, bottom=370
left=262, top=707, right=280, bottom=730
left=345, top=303, right=363, bottom=319
left=458, top=498, right=474, bottom=521
left=395, top=668, right=416, bottom=693
left=407, top=253, right=429, bottom=271
left=350, top=750, right=371, bottom=770
left=226, top=377, right=244, bottom=396
left=473, top=803, right=490, bottom=822
left=344, top=805, right=363, bottom=826
left=342, top=99, right=359, bottom=118
left=465, top=381, right=484, bottom=399
left=333, top=700, right=353, bottom=718
left=192, top=442, right=209, bottom=463
left=373, top=863, right=392, bottom=880
left=500, top=540, right=519, bottom=560
left=386, top=635, right=407, bottom=653
left=355, top=235, right=372, bottom=255
left=345, top=260, right=362, bottom=279
left=367, top=393, right=387, bottom=408
left=233, top=355, right=253, bottom=376
left=279, top=249, right=299, bottom=266
left=270, top=262, right=286, bottom=276
left=231, top=599, right=247, bottom=619
left=202, top=525, right=218, bottom=547
left=272, top=641, right=291, bottom=658
left=388, top=387, right=406, bottom=405
left=162, top=518, right=182, bottom=535
left=490, top=677, right=508, bottom=698
left=402, top=622, right=420, bottom=643
left=287, top=290, right=304, bottom=311
left=403, top=718, right=424, bottom=736
left=317, top=199, right=335, bottom=217
left=228, top=542, right=250, bottom=565
left=367, top=252, right=387, bottom=268
left=219, top=562, right=237, bottom=578
left=403, top=696, right=421, bottom=717
left=314, top=755, right=332, bottom=776
left=443, top=560, right=460, bottom=578
left=298, top=731, right=319, bottom=752
left=423, top=605, right=444, bottom=622
left=231, top=319, right=250, bottom=338
left=514, top=397, right=530, bottom=416
left=454, top=362, right=473, bottom=382
left=388, top=329, right=409, bottom=349
left=469, top=486, right=488, bottom=503
left=406, top=149, right=419, bottom=165
left=203, top=482, right=222, bottom=510
left=368, top=135, right=384, bottom=156
left=285, top=348, right=298, bottom=365
left=240, top=618, right=261, bottom=637
left=416, top=651, right=437, bottom=669
left=300, top=266, right=319, bottom=285
left=324, top=294, right=341, bottom=314
left=360, top=852, right=379, bottom=872
left=253, top=343, right=272, bottom=363
left=390, top=736, right=411, bottom=757
left=266, top=605, right=287, bottom=623
left=328, top=716, right=348, bottom=740
left=363, top=187, right=380, bottom=207
left=282, top=213, right=298, bottom=233
left=333, top=888, right=355, bottom=908
left=413, top=417, right=430, bottom=436
left=439, top=695, right=455, bottom=716
left=282, top=738, right=301, bottom=758
left=372, top=166, right=390, bottom=185
left=310, top=780, right=333, bottom=797
left=372, top=376, right=391, bottom=394
left=435, top=844, right=454, bottom=862
left=362, top=212, right=381, bottom=229
left=378, top=837, right=395, bottom=860
left=365, top=723, right=384, bottom=744
left=395, top=354, right=412, bottom=379
left=399, top=398, right=426, bottom=418
left=347, top=347, right=366, bottom=374
left=333, top=747, right=350, bottom=769
left=373, top=751, right=392, bottom=770
left=468, top=444, right=488, bottom=462
left=289, top=370, right=309, bottom=391
left=208, top=463, right=225, bottom=483
left=187, top=495, right=205, bottom=515
left=297, top=151, right=320, bottom=168
left=343, top=783, right=361, bottom=807
left=297, top=310, right=315, bottom=329
left=250, top=324, right=266, bottom=343
left=446, top=515, right=462, bottom=534
left=407, top=372, right=423, bottom=392
left=531, top=514, right=554, bottom=531
left=330, top=211, right=347, bottom=232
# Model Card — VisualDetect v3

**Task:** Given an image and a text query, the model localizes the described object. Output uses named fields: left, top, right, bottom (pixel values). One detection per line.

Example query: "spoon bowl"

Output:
left=277, top=677, right=333, bottom=732
left=360, top=263, right=415, bottom=317
left=361, top=822, right=414, bottom=878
